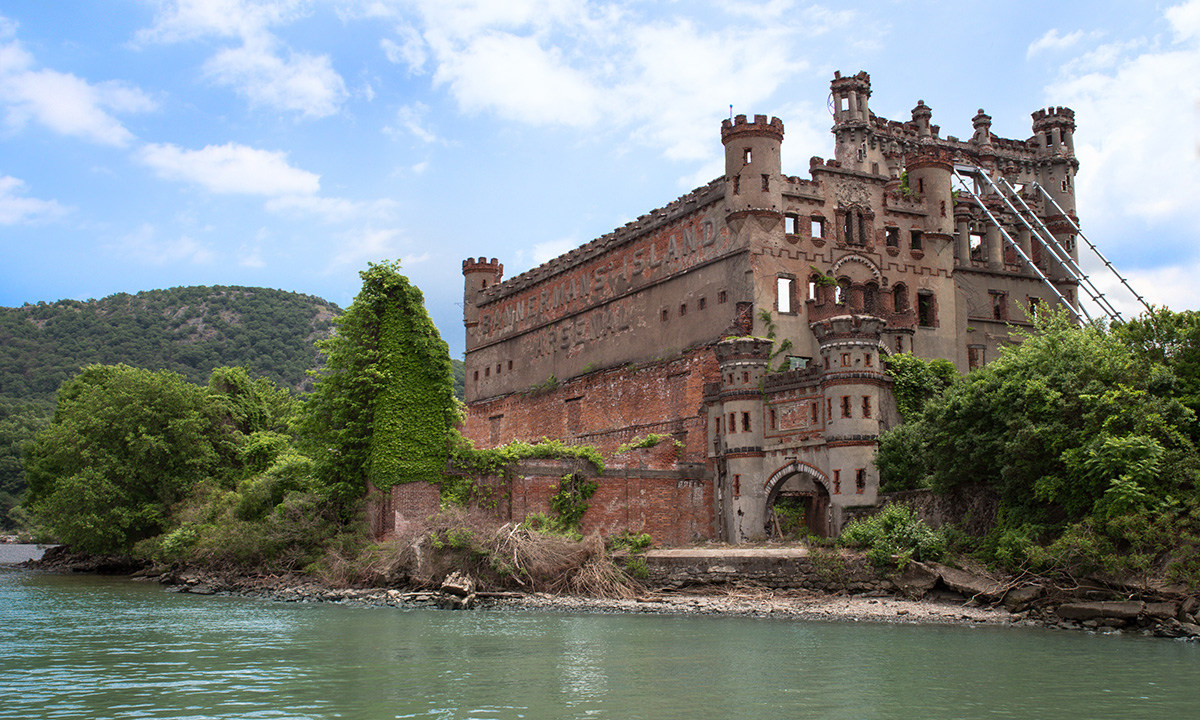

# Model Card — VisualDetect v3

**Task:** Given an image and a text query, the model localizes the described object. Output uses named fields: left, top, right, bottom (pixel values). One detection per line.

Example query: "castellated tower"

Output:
left=831, top=70, right=884, bottom=174
left=714, top=337, right=773, bottom=542
left=812, top=314, right=888, bottom=526
left=1032, top=107, right=1081, bottom=287
left=461, top=257, right=503, bottom=335
left=721, top=114, right=784, bottom=218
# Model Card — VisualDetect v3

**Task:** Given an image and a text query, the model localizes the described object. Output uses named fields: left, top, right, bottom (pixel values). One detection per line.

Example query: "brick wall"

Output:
left=463, top=349, right=719, bottom=462
left=367, top=454, right=716, bottom=547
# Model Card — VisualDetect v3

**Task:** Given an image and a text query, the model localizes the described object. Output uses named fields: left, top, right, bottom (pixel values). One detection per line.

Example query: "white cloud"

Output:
left=0, top=175, right=68, bottom=224
left=115, top=223, right=215, bottom=265
left=390, top=102, right=440, bottom=142
left=238, top=240, right=266, bottom=267
left=265, top=194, right=396, bottom=222
left=138, top=0, right=347, bottom=117
left=327, top=226, right=403, bottom=269
left=0, top=20, right=154, bottom=146
left=203, top=41, right=348, bottom=117
left=1047, top=11, right=1200, bottom=230
left=1027, top=29, right=1090, bottom=58
left=380, top=23, right=427, bottom=73
left=138, top=142, right=321, bottom=195
left=137, top=0, right=310, bottom=43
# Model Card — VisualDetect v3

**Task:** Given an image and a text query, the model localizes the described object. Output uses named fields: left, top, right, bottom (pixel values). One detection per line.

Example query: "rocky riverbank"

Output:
left=27, top=545, right=1200, bottom=639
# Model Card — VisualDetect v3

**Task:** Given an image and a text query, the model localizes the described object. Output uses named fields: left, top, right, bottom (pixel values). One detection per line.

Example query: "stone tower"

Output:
left=714, top=337, right=773, bottom=542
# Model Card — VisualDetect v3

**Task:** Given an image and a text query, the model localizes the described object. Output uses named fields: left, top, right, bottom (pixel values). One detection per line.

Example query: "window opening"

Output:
left=862, top=395, right=872, bottom=418
left=679, top=303, right=687, bottom=316
left=886, top=227, right=899, bottom=247
left=742, top=412, right=751, bottom=432
left=841, top=395, right=851, bottom=418
left=855, top=468, right=866, bottom=493
left=699, top=296, right=707, bottom=310
left=777, top=276, right=794, bottom=313
left=743, top=148, right=752, bottom=164
left=833, top=470, right=841, bottom=494
left=910, top=230, right=923, bottom=251
left=811, top=217, right=825, bottom=239
left=717, top=290, right=728, bottom=304
left=762, top=174, right=770, bottom=191
left=784, top=215, right=798, bottom=235
left=918, top=292, right=935, bottom=327
left=661, top=308, right=669, bottom=322
left=991, top=292, right=1008, bottom=321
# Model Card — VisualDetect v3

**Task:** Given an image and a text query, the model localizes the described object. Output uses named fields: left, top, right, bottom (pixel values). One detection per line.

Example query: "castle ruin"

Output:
left=455, top=71, right=1084, bottom=543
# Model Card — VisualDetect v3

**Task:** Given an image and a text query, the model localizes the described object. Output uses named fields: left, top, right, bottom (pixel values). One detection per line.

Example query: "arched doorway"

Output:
left=763, top=462, right=832, bottom=538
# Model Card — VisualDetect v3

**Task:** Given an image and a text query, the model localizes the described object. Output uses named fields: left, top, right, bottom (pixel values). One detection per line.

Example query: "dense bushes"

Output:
left=874, top=310, right=1200, bottom=583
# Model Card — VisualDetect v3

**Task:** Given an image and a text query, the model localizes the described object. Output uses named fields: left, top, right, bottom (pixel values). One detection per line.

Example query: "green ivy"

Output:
left=299, top=261, right=457, bottom=509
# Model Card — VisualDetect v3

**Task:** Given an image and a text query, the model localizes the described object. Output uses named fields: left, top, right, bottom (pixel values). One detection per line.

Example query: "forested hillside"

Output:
left=0, top=285, right=467, bottom=532
left=0, top=287, right=340, bottom=402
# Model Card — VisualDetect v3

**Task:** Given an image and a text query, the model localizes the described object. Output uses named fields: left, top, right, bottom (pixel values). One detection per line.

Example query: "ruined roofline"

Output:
left=477, top=178, right=725, bottom=305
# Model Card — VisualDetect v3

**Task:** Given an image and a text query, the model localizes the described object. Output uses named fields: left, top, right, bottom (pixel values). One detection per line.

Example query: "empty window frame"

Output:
left=811, top=216, right=826, bottom=239
left=885, top=226, right=899, bottom=247
left=910, top=229, right=924, bottom=251
left=990, top=291, right=1008, bottom=321
left=777, top=276, right=795, bottom=314
left=841, top=395, right=852, bottom=418
left=917, top=292, right=935, bottom=327
left=784, top=214, right=799, bottom=235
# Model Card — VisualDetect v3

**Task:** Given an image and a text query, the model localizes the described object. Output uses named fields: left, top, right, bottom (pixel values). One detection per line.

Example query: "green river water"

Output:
left=2, top=548, right=1199, bottom=720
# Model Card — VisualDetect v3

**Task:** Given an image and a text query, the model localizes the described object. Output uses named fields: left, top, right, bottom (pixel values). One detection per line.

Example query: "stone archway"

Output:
left=763, top=461, right=832, bottom=538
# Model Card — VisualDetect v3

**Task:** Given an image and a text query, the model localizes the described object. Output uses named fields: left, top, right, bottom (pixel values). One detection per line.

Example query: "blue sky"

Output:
left=2, top=1, right=1198, bottom=357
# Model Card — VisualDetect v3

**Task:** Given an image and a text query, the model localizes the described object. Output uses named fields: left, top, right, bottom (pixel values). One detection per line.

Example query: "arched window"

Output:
left=892, top=284, right=908, bottom=312
left=808, top=274, right=822, bottom=302
left=836, top=278, right=851, bottom=305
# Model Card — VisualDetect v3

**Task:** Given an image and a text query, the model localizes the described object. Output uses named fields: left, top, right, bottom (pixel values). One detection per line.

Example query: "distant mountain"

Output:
left=0, top=286, right=341, bottom=403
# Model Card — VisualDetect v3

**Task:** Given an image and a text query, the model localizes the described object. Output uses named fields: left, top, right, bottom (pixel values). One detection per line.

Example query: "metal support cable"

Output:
left=951, top=167, right=1085, bottom=322
left=1033, top=183, right=1152, bottom=315
left=992, top=177, right=1123, bottom=322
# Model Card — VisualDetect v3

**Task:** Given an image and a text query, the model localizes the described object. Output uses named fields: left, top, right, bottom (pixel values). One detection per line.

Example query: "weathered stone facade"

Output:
left=459, top=71, right=1081, bottom=544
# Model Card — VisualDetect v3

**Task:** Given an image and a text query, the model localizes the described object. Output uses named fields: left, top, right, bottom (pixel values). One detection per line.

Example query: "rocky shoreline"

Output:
left=23, top=545, right=1200, bottom=639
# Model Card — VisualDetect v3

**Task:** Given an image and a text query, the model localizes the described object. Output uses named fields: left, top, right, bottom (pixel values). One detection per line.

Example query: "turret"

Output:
left=831, top=71, right=878, bottom=172
left=721, top=114, right=784, bottom=219
left=462, top=257, right=503, bottom=333
left=1031, top=107, right=1080, bottom=283
left=713, top=337, right=772, bottom=542
left=904, top=145, right=955, bottom=237
left=812, top=314, right=888, bottom=522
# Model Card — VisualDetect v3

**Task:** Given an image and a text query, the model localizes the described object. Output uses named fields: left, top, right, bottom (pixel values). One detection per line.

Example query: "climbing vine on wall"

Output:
left=299, top=261, right=458, bottom=507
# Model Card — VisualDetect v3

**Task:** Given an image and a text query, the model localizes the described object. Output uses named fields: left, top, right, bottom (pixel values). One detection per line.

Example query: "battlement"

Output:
left=463, top=257, right=503, bottom=275
left=476, top=179, right=725, bottom=305
left=721, top=114, right=785, bottom=142
left=1032, top=106, right=1076, bottom=125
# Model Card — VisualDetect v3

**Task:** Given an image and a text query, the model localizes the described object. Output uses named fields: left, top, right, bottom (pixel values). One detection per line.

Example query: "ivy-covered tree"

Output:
left=299, top=261, right=458, bottom=509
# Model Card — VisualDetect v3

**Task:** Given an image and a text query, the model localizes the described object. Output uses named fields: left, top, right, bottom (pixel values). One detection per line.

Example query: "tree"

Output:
left=875, top=311, right=1199, bottom=531
left=22, top=365, right=242, bottom=553
left=299, top=261, right=458, bottom=509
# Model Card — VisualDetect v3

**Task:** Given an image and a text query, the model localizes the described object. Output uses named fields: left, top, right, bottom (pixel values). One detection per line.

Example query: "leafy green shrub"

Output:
left=608, top=531, right=652, bottom=553
left=839, top=504, right=946, bottom=569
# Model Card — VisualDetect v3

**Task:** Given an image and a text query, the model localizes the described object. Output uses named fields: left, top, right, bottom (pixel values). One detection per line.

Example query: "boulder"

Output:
left=1001, top=584, right=1044, bottom=613
left=933, top=564, right=1006, bottom=601
left=893, top=561, right=939, bottom=599
left=1056, top=601, right=1144, bottom=621
left=1153, top=618, right=1200, bottom=639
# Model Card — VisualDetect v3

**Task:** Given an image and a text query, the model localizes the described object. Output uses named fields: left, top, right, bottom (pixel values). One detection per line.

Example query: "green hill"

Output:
left=0, top=286, right=341, bottom=403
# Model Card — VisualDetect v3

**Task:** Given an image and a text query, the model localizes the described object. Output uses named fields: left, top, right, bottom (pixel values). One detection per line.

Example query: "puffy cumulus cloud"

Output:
left=1046, top=2, right=1200, bottom=241
left=0, top=175, right=68, bottom=225
left=138, top=0, right=347, bottom=117
left=0, top=17, right=154, bottom=146
left=114, top=223, right=215, bottom=265
left=380, top=23, right=427, bottom=73
left=203, top=41, right=348, bottom=117
left=138, top=142, right=321, bottom=195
